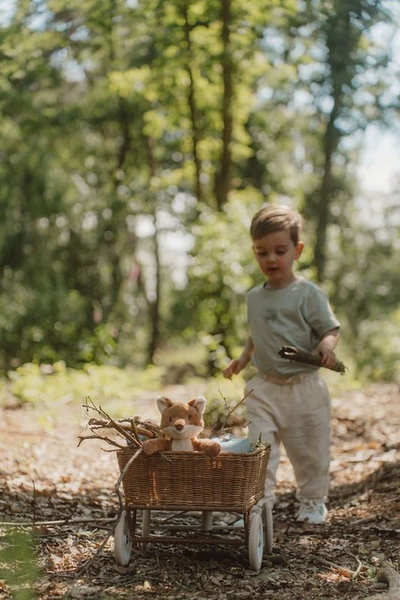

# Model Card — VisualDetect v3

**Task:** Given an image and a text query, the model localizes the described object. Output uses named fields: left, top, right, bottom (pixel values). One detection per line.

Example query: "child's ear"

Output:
left=156, top=396, right=173, bottom=414
left=295, top=241, right=304, bottom=259
left=188, top=396, right=206, bottom=415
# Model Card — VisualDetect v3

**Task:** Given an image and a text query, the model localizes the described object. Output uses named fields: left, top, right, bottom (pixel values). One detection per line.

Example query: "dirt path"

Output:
left=0, top=383, right=399, bottom=599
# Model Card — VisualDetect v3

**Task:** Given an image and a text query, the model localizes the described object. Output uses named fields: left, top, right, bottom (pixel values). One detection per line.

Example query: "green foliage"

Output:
left=0, top=361, right=165, bottom=416
left=0, top=529, right=39, bottom=599
left=327, top=208, right=400, bottom=382
left=0, top=0, right=398, bottom=381
left=168, top=192, right=263, bottom=372
left=202, top=374, right=247, bottom=430
left=342, top=315, right=400, bottom=382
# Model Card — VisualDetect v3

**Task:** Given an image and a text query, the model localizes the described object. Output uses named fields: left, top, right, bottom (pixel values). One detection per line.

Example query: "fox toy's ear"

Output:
left=156, top=396, right=173, bottom=414
left=188, top=396, right=206, bottom=415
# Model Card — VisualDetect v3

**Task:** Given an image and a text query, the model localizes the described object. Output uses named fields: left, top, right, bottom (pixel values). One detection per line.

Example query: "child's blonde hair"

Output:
left=250, top=205, right=303, bottom=245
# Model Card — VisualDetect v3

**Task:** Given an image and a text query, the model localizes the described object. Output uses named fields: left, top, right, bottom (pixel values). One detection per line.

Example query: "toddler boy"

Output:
left=224, top=205, right=340, bottom=523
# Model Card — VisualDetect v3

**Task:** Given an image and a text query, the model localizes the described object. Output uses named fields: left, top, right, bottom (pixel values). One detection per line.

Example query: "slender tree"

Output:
left=215, top=0, right=233, bottom=210
left=312, top=0, right=390, bottom=281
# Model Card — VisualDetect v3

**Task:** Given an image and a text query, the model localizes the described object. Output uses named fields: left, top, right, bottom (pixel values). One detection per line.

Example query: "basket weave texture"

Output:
left=117, top=444, right=270, bottom=512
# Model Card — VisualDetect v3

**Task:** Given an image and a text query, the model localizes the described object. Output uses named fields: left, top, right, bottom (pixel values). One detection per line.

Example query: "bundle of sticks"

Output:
left=78, top=392, right=249, bottom=451
left=78, top=397, right=162, bottom=450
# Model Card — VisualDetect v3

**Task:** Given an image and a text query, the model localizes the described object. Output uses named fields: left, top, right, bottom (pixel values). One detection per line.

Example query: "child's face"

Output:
left=252, top=229, right=304, bottom=289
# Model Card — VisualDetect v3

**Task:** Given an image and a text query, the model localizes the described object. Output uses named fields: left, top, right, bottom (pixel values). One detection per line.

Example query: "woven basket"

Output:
left=117, top=444, right=270, bottom=513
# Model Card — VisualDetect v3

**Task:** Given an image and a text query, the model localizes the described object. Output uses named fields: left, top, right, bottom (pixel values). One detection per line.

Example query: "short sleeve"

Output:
left=302, top=284, right=340, bottom=338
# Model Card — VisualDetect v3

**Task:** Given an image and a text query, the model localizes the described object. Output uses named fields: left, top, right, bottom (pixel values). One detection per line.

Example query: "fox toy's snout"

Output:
left=174, top=420, right=185, bottom=432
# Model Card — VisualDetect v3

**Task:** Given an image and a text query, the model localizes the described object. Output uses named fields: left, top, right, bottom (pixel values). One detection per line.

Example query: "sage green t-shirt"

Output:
left=247, top=277, right=340, bottom=376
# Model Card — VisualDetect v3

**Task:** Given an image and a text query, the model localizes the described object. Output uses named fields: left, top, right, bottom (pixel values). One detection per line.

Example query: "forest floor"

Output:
left=0, top=381, right=399, bottom=600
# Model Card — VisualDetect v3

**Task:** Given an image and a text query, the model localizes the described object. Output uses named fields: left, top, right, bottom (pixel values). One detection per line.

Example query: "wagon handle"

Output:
left=278, top=346, right=347, bottom=374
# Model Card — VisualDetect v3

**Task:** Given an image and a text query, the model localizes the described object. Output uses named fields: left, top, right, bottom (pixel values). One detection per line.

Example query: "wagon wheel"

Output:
left=261, top=503, right=273, bottom=553
left=248, top=512, right=264, bottom=572
left=141, top=509, right=151, bottom=551
left=114, top=510, right=132, bottom=566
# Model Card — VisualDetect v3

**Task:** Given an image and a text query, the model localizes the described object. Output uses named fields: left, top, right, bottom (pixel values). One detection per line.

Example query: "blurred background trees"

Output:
left=0, top=0, right=399, bottom=381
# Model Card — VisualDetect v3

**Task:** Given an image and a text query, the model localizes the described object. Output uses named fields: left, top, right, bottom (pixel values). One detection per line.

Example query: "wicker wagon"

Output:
left=113, top=443, right=272, bottom=571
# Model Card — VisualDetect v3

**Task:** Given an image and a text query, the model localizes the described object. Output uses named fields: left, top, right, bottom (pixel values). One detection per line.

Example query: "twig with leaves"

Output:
left=211, top=388, right=253, bottom=436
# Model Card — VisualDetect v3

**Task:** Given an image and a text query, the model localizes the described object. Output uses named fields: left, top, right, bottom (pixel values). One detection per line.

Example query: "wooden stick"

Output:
left=75, top=528, right=115, bottom=575
left=77, top=434, right=126, bottom=449
left=88, top=417, right=132, bottom=426
left=130, top=418, right=141, bottom=444
left=75, top=447, right=139, bottom=576
left=0, top=517, right=117, bottom=527
left=278, top=345, right=347, bottom=373
left=348, top=554, right=364, bottom=580
left=351, top=515, right=377, bottom=526
left=83, top=397, right=141, bottom=448
left=88, top=422, right=156, bottom=439
left=114, top=448, right=143, bottom=513
left=32, top=479, right=36, bottom=526
left=309, top=554, right=354, bottom=578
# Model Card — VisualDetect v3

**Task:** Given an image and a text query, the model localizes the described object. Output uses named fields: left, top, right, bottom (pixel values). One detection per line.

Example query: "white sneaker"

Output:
left=296, top=499, right=328, bottom=524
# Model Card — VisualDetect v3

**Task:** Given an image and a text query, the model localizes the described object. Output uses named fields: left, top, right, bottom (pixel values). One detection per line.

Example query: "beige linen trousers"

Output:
left=245, top=371, right=331, bottom=503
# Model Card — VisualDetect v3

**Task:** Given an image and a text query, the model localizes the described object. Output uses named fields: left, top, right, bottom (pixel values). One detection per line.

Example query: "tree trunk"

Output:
left=314, top=5, right=352, bottom=282
left=147, top=214, right=161, bottom=365
left=215, top=0, right=233, bottom=211
left=102, top=0, right=128, bottom=324
left=103, top=97, right=132, bottom=323
left=314, top=91, right=340, bottom=282
left=146, top=136, right=161, bottom=364
left=182, top=2, right=203, bottom=203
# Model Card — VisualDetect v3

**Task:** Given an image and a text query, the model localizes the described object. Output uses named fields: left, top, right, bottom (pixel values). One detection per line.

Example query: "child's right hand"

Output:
left=223, top=357, right=247, bottom=379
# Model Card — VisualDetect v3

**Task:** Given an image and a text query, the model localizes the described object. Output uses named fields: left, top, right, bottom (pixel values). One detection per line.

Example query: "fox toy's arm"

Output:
left=192, top=438, right=221, bottom=457
left=142, top=437, right=171, bottom=455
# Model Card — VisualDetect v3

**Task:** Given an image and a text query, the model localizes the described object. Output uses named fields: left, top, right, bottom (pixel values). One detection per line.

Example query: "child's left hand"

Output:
left=317, top=344, right=337, bottom=369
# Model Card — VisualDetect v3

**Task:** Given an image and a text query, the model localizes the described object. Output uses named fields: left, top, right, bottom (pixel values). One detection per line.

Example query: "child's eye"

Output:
left=276, top=250, right=286, bottom=255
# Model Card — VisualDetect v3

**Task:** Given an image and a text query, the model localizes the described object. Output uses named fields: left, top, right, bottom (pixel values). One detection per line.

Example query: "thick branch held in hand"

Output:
left=279, top=346, right=347, bottom=373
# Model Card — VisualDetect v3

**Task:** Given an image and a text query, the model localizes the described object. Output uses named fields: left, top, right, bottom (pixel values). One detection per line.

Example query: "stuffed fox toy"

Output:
left=142, top=396, right=221, bottom=457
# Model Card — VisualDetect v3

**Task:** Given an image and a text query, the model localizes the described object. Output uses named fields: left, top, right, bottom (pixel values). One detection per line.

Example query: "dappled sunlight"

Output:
left=1, top=380, right=399, bottom=598
left=0, top=0, right=399, bottom=597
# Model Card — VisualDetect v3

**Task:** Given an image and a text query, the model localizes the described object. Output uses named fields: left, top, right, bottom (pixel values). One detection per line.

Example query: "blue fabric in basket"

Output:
left=218, top=437, right=254, bottom=453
